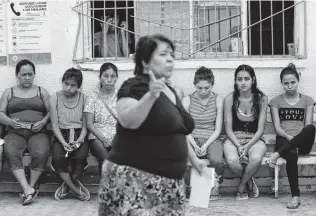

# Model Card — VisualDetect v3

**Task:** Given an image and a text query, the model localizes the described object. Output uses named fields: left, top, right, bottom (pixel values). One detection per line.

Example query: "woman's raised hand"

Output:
left=148, top=70, right=165, bottom=99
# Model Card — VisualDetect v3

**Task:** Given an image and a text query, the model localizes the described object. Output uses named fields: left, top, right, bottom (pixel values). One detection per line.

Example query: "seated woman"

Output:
left=223, top=64, right=268, bottom=200
left=267, top=64, right=315, bottom=209
left=50, top=68, right=90, bottom=201
left=0, top=59, right=51, bottom=205
left=84, top=62, right=118, bottom=173
left=182, top=66, right=224, bottom=200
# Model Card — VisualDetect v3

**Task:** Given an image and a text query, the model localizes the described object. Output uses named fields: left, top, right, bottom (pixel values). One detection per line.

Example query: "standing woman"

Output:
left=98, top=34, right=207, bottom=216
left=84, top=62, right=118, bottom=173
left=267, top=64, right=315, bottom=209
left=182, top=66, right=225, bottom=200
left=50, top=68, right=90, bottom=201
left=0, top=59, right=51, bottom=205
left=223, top=64, right=268, bottom=200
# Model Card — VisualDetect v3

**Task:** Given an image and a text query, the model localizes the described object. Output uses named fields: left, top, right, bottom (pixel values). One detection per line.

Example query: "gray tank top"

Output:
left=56, top=92, right=84, bottom=129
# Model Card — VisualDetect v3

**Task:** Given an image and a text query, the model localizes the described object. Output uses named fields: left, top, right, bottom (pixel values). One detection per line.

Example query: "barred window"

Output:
left=72, top=0, right=306, bottom=62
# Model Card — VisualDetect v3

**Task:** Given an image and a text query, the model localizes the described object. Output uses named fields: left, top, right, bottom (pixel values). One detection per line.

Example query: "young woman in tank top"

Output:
left=0, top=59, right=51, bottom=205
left=49, top=68, right=90, bottom=201
left=224, top=64, right=268, bottom=200
left=182, top=66, right=224, bottom=200
left=267, top=64, right=315, bottom=209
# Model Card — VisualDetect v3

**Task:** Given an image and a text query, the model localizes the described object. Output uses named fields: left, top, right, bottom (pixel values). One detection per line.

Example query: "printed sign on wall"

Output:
left=0, top=2, right=7, bottom=65
left=7, top=0, right=51, bottom=65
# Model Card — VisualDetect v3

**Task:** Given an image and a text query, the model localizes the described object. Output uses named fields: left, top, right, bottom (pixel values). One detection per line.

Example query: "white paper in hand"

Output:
left=189, top=167, right=215, bottom=208
left=0, top=138, right=4, bottom=146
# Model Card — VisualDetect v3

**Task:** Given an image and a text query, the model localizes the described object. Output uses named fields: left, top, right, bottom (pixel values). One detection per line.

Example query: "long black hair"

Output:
left=233, top=64, right=264, bottom=119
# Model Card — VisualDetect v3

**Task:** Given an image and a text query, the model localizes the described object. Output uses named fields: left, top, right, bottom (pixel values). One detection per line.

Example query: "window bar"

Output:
left=226, top=0, right=229, bottom=56
left=197, top=2, right=200, bottom=53
left=135, top=1, right=140, bottom=50
left=208, top=4, right=211, bottom=54
left=191, top=1, right=300, bottom=55
left=125, top=0, right=129, bottom=58
left=86, top=2, right=90, bottom=58
left=248, top=0, right=251, bottom=56
left=114, top=1, right=118, bottom=60
left=215, top=1, right=218, bottom=57
left=189, top=0, right=194, bottom=57
left=81, top=3, right=85, bottom=59
left=271, top=0, right=274, bottom=56
left=181, top=0, right=184, bottom=59
left=282, top=0, right=285, bottom=56
left=148, top=1, right=151, bottom=35
left=203, top=0, right=207, bottom=56
left=259, top=0, right=262, bottom=57
left=103, top=0, right=106, bottom=58
left=92, top=0, right=95, bottom=58
left=237, top=0, right=241, bottom=57
left=241, top=0, right=248, bottom=56
left=160, top=1, right=163, bottom=42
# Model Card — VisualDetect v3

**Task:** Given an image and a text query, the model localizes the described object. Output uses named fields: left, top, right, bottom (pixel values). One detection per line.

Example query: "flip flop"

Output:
left=286, top=200, right=301, bottom=209
left=22, top=189, right=39, bottom=205
left=247, top=177, right=260, bottom=198
left=19, top=192, right=26, bottom=200
left=54, top=182, right=70, bottom=201
left=236, top=192, right=248, bottom=201
left=265, top=159, right=277, bottom=169
left=76, top=180, right=90, bottom=201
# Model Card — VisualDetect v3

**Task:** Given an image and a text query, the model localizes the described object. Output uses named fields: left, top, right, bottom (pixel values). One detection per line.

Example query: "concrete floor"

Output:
left=0, top=192, right=315, bottom=216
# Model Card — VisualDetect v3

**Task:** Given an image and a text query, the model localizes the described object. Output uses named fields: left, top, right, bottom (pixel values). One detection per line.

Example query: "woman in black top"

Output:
left=223, top=65, right=268, bottom=201
left=98, top=34, right=207, bottom=215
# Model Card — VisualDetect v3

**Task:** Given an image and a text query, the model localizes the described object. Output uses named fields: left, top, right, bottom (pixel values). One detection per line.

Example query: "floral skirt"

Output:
left=98, top=161, right=186, bottom=216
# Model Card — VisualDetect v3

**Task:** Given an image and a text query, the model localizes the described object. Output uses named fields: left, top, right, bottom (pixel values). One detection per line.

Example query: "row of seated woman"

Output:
left=0, top=60, right=118, bottom=205
left=0, top=59, right=314, bottom=210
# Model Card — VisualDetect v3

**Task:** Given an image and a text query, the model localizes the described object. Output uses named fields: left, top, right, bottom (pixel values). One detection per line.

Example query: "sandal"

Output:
left=247, top=177, right=260, bottom=198
left=209, top=174, right=222, bottom=201
left=22, top=189, right=39, bottom=205
left=286, top=197, right=301, bottom=209
left=54, top=182, right=70, bottom=201
left=236, top=192, right=248, bottom=201
left=266, top=159, right=277, bottom=169
left=19, top=192, right=26, bottom=200
left=76, top=180, right=90, bottom=201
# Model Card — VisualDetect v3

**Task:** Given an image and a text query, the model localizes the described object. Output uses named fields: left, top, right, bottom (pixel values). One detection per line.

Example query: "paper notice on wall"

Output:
left=0, top=3, right=6, bottom=65
left=7, top=0, right=51, bottom=65
left=189, top=167, right=215, bottom=209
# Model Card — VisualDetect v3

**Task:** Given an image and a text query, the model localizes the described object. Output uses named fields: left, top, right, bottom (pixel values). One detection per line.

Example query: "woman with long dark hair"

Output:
left=223, top=64, right=268, bottom=200
left=267, top=63, right=315, bottom=209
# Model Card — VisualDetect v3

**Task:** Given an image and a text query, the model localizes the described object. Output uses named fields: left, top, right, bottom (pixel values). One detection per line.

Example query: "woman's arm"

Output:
left=305, top=105, right=314, bottom=126
left=39, top=87, right=51, bottom=124
left=204, top=96, right=224, bottom=146
left=85, top=112, right=108, bottom=143
left=224, top=93, right=241, bottom=147
left=116, top=93, right=158, bottom=129
left=0, top=89, right=21, bottom=128
left=120, top=28, right=129, bottom=57
left=270, top=106, right=293, bottom=141
left=49, top=94, right=68, bottom=147
left=244, top=96, right=268, bottom=148
left=77, top=95, right=87, bottom=142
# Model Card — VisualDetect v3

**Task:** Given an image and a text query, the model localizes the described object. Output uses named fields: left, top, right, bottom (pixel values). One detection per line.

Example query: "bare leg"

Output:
left=223, top=141, right=243, bottom=177
left=59, top=172, right=82, bottom=196
left=238, top=141, right=266, bottom=193
left=29, top=170, right=42, bottom=188
left=12, top=169, right=34, bottom=196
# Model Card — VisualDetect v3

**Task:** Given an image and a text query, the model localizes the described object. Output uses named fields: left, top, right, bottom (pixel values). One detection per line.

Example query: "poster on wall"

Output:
left=0, top=2, right=7, bottom=65
left=7, top=0, right=51, bottom=65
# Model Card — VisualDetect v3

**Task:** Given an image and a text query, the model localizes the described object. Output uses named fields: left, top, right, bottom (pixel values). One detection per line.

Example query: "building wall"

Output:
left=0, top=0, right=315, bottom=102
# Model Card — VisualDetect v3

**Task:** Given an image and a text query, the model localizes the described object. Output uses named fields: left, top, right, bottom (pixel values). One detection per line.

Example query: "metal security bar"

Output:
left=72, top=0, right=306, bottom=62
